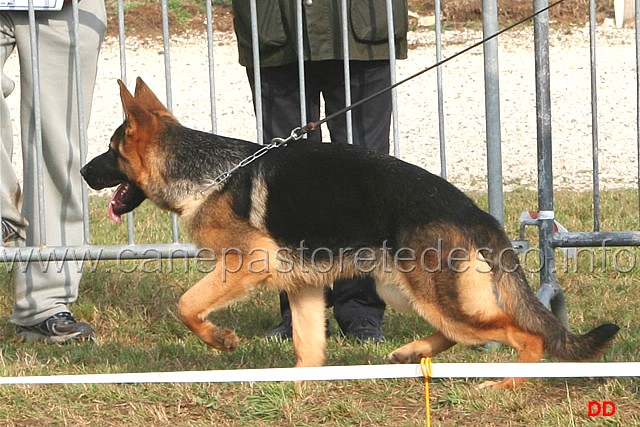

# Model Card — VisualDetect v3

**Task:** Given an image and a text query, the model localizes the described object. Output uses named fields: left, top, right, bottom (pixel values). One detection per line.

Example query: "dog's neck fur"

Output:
left=141, top=124, right=261, bottom=219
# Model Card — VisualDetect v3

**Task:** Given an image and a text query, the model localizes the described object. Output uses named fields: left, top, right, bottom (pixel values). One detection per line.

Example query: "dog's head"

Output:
left=81, top=77, right=177, bottom=223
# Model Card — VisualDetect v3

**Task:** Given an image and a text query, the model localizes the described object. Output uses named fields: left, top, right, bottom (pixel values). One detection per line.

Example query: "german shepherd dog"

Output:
left=81, top=78, right=619, bottom=388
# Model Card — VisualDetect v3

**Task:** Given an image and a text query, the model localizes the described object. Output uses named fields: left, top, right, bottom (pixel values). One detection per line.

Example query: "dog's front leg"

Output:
left=288, top=285, right=327, bottom=367
left=177, top=259, right=266, bottom=351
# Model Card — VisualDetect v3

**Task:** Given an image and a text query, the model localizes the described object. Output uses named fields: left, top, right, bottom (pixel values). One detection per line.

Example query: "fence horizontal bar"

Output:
left=0, top=362, right=638, bottom=385
left=2, top=232, right=638, bottom=262
left=552, top=231, right=640, bottom=247
left=0, top=244, right=198, bottom=262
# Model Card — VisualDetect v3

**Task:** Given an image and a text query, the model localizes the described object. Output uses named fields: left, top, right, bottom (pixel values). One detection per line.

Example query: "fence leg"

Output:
left=533, top=0, right=570, bottom=330
left=536, top=282, right=569, bottom=329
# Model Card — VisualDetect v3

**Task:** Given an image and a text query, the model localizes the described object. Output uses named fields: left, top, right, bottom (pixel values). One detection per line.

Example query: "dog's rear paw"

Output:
left=212, top=327, right=240, bottom=351
left=388, top=350, right=416, bottom=364
left=477, top=380, right=501, bottom=390
left=477, top=378, right=525, bottom=390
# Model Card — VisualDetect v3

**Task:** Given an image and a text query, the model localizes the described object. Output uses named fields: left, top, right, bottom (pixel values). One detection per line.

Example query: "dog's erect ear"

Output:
left=133, top=77, right=172, bottom=115
left=118, top=79, right=154, bottom=134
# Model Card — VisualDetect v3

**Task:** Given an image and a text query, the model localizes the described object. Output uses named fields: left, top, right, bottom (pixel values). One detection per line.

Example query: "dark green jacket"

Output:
left=232, top=0, right=408, bottom=68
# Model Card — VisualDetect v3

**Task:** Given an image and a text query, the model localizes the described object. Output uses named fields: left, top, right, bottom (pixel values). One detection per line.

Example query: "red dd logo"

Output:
left=587, top=400, right=617, bottom=417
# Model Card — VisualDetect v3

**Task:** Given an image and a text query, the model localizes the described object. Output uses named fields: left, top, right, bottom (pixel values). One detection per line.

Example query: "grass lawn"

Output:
left=0, top=189, right=637, bottom=426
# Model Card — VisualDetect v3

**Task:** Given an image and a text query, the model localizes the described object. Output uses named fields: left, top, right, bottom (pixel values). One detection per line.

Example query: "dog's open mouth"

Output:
left=109, top=182, right=146, bottom=223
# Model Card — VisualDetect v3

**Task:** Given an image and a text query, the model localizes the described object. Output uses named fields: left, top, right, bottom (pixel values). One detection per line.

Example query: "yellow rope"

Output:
left=420, top=358, right=433, bottom=427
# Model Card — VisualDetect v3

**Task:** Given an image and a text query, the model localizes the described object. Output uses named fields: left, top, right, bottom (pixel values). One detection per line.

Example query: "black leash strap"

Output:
left=298, top=0, right=567, bottom=137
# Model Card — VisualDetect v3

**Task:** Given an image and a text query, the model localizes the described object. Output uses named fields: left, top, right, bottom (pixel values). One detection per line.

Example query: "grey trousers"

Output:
left=0, top=0, right=106, bottom=326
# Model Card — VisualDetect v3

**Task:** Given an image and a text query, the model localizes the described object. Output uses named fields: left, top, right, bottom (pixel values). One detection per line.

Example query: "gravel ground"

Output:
left=4, top=23, right=639, bottom=193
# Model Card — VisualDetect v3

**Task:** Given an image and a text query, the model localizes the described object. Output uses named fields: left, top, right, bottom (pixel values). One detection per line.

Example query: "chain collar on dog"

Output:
left=197, top=0, right=566, bottom=196
left=197, top=126, right=307, bottom=196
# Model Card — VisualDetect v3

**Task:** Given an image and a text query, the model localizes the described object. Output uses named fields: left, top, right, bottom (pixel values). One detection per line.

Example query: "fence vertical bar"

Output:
left=27, top=0, right=46, bottom=245
left=533, top=0, right=569, bottom=328
left=636, top=0, right=640, bottom=222
left=160, top=0, right=172, bottom=113
left=589, top=0, right=601, bottom=231
left=296, top=0, right=307, bottom=134
left=0, top=40, right=2, bottom=232
left=482, top=0, right=505, bottom=225
left=71, top=0, right=91, bottom=244
left=206, top=1, right=218, bottom=134
left=249, top=0, right=263, bottom=144
left=117, top=0, right=126, bottom=85
left=116, top=0, right=137, bottom=244
left=159, top=0, right=180, bottom=243
left=434, top=0, right=447, bottom=178
left=340, top=0, right=353, bottom=145
left=385, top=0, right=400, bottom=158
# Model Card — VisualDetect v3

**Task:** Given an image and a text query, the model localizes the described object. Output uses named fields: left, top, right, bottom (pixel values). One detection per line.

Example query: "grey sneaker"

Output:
left=1, top=219, right=24, bottom=245
left=16, top=312, right=95, bottom=344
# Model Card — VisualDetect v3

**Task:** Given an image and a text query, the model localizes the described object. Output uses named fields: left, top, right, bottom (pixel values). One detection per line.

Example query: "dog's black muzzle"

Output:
left=80, top=150, right=128, bottom=190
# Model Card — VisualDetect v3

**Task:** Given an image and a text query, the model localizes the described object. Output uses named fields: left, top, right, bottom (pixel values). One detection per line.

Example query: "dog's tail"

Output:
left=495, top=251, right=619, bottom=361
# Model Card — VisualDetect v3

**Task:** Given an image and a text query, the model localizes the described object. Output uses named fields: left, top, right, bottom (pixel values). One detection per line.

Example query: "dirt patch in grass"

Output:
left=106, top=0, right=614, bottom=39
left=412, top=0, right=613, bottom=26
left=106, top=4, right=234, bottom=39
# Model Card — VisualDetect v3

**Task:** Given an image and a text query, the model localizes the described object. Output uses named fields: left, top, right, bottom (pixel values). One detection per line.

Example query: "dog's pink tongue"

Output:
left=108, top=184, right=123, bottom=224
left=108, top=201, right=122, bottom=224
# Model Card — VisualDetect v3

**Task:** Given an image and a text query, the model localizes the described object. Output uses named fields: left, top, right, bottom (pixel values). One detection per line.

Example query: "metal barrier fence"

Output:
left=1, top=0, right=639, bottom=325
left=531, top=0, right=640, bottom=323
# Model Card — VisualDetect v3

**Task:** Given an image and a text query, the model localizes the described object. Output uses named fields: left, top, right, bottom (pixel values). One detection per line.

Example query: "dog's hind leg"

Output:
left=477, top=326, right=544, bottom=389
left=388, top=331, right=456, bottom=364
left=288, top=285, right=327, bottom=367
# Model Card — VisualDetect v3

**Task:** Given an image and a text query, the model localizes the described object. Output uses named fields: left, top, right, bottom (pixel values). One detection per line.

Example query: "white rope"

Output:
left=0, top=362, right=638, bottom=385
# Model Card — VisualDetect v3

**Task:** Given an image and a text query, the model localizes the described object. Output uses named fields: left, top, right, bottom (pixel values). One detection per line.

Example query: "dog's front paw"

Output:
left=212, top=327, right=240, bottom=351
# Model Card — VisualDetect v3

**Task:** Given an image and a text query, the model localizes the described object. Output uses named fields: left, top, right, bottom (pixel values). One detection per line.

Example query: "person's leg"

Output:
left=9, top=1, right=107, bottom=341
left=345, top=60, right=393, bottom=153
left=245, top=63, right=322, bottom=143
left=263, top=290, right=293, bottom=339
left=246, top=62, right=324, bottom=338
left=332, top=276, right=385, bottom=342
left=320, top=60, right=392, bottom=342
left=322, top=60, right=392, bottom=152
left=0, top=13, right=27, bottom=242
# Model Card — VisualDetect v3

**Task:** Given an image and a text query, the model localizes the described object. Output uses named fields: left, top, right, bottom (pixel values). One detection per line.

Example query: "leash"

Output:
left=199, top=0, right=567, bottom=192
left=301, top=0, right=567, bottom=137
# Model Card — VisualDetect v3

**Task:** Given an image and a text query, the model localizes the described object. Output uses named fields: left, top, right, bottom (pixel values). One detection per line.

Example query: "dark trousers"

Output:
left=247, top=60, right=391, bottom=330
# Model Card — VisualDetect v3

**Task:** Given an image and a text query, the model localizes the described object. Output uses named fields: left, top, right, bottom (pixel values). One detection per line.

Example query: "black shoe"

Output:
left=16, top=312, right=95, bottom=344
left=2, top=220, right=24, bottom=245
left=264, top=319, right=332, bottom=340
left=342, top=318, right=385, bottom=344
left=264, top=320, right=293, bottom=340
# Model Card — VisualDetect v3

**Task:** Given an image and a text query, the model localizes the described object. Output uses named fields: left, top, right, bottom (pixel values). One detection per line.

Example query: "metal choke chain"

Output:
left=198, top=127, right=306, bottom=195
